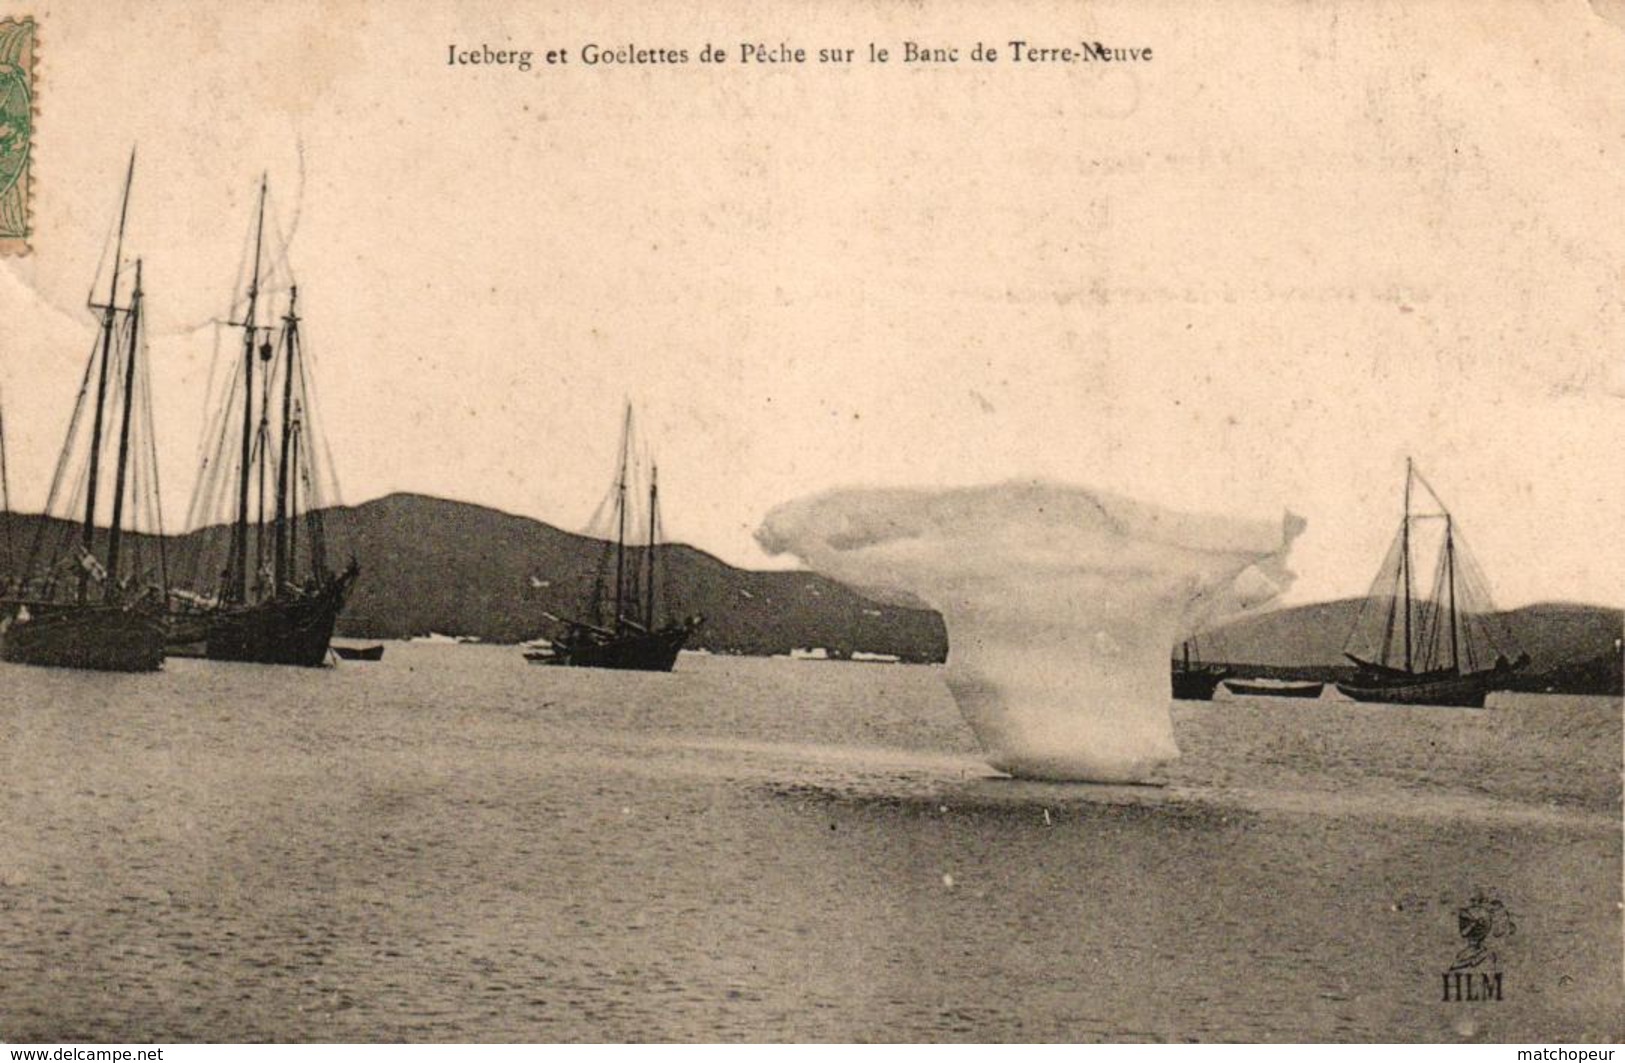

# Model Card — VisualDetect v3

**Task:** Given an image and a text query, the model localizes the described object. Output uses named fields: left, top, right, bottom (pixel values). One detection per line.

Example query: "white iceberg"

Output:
left=757, top=481, right=1303, bottom=783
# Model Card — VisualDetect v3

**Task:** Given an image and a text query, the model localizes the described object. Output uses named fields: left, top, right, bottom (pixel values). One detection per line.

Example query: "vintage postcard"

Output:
left=0, top=0, right=1620, bottom=1046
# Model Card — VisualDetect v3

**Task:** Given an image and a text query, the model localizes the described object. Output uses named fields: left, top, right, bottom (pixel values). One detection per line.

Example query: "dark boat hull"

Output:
left=333, top=644, right=384, bottom=661
left=1224, top=680, right=1325, bottom=699
left=529, top=626, right=691, bottom=672
left=1, top=603, right=167, bottom=672
left=1335, top=670, right=1496, bottom=708
left=201, top=567, right=358, bottom=667
left=1171, top=666, right=1228, bottom=701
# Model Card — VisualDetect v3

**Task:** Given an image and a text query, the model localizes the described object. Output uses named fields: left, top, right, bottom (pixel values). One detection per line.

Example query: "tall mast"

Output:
left=103, top=259, right=143, bottom=602
left=1401, top=457, right=1413, bottom=673
left=645, top=463, right=658, bottom=630
left=612, top=404, right=631, bottom=629
left=82, top=149, right=136, bottom=600
left=232, top=175, right=268, bottom=604
left=304, top=409, right=326, bottom=579
left=1445, top=514, right=1460, bottom=673
left=288, top=417, right=300, bottom=579
left=273, top=286, right=299, bottom=593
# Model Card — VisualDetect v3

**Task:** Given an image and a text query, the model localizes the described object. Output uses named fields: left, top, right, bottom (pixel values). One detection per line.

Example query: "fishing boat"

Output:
left=1222, top=678, right=1325, bottom=699
left=1170, top=639, right=1228, bottom=701
left=1335, top=459, right=1527, bottom=708
left=170, top=177, right=358, bottom=666
left=333, top=643, right=384, bottom=661
left=0, top=155, right=169, bottom=672
left=525, top=404, right=700, bottom=671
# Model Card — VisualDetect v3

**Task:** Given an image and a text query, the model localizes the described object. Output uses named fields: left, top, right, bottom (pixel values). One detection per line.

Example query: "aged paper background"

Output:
left=0, top=0, right=1620, bottom=1043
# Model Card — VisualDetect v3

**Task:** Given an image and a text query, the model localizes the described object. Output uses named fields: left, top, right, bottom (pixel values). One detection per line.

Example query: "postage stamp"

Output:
left=0, top=15, right=36, bottom=255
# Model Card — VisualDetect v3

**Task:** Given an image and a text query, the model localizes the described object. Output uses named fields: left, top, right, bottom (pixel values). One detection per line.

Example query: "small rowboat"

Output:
left=1223, top=678, right=1324, bottom=699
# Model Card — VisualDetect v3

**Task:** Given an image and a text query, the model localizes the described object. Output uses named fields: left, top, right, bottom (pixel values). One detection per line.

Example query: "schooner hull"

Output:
left=200, top=569, right=358, bottom=667
left=1, top=604, right=167, bottom=672
left=1171, top=667, right=1228, bottom=701
left=1335, top=670, right=1496, bottom=709
left=529, top=626, right=691, bottom=672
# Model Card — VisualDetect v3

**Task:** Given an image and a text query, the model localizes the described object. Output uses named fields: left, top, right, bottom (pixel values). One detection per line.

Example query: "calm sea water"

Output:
left=1, top=645, right=1619, bottom=1042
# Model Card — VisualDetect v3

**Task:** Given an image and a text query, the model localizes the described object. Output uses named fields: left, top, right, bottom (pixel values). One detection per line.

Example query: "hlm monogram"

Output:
left=1442, top=970, right=1503, bottom=1002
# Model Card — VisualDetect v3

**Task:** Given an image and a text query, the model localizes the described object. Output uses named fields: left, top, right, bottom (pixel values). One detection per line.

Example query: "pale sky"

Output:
left=1, top=0, right=1621, bottom=608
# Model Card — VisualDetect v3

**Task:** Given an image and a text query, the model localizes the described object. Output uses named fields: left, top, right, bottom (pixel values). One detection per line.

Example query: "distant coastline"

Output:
left=2, top=492, right=1619, bottom=693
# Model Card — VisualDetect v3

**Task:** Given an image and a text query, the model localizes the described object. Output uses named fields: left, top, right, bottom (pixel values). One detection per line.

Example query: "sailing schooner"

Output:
left=526, top=404, right=700, bottom=671
left=1336, top=459, right=1527, bottom=708
left=170, top=176, right=357, bottom=666
left=0, top=154, right=170, bottom=671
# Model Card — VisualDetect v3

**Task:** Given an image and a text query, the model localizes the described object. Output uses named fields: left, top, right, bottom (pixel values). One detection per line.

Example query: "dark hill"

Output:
left=1203, top=597, right=1621, bottom=674
left=321, top=493, right=946, bottom=658
left=1203, top=597, right=1621, bottom=694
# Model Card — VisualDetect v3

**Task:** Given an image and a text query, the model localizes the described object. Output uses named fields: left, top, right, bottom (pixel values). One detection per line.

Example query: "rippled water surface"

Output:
left=1, top=645, right=1620, bottom=1041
